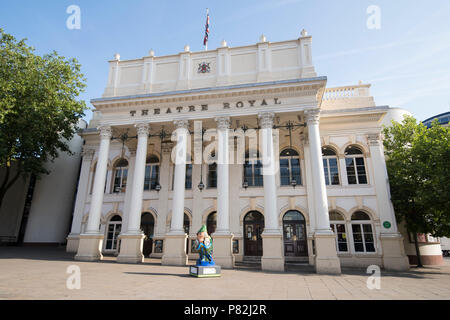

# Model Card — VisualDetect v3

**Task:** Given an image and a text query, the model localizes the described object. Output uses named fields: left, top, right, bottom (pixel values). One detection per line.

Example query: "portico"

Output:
left=69, top=32, right=409, bottom=273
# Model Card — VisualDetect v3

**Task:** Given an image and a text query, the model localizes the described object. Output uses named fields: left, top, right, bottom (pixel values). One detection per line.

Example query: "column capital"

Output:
left=98, top=125, right=112, bottom=139
left=367, top=133, right=381, bottom=146
left=258, top=112, right=275, bottom=128
left=135, top=122, right=150, bottom=137
left=173, top=119, right=189, bottom=129
left=304, top=108, right=321, bottom=124
left=215, top=116, right=231, bottom=130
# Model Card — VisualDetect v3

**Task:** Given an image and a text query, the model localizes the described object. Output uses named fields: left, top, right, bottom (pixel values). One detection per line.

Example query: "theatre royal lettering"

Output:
left=129, top=98, right=282, bottom=117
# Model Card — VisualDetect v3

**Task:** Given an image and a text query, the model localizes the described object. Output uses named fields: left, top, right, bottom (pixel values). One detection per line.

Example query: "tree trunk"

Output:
left=413, top=232, right=423, bottom=267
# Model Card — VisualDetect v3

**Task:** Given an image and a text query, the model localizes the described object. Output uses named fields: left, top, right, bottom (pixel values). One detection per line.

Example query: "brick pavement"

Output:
left=0, top=247, right=449, bottom=300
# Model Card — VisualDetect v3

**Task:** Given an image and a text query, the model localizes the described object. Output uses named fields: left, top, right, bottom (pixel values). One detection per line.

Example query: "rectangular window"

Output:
left=291, top=158, right=301, bottom=185
left=352, top=223, right=375, bottom=253
left=331, top=223, right=348, bottom=252
left=280, top=158, right=290, bottom=186
left=346, top=158, right=357, bottom=185
left=355, top=158, right=367, bottom=184
left=207, top=164, right=217, bottom=188
left=329, top=158, right=340, bottom=185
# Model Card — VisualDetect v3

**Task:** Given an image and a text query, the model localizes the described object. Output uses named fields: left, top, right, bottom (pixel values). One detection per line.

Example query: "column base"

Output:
left=66, top=233, right=80, bottom=253
left=314, top=232, right=341, bottom=274
left=116, top=233, right=145, bottom=264
left=161, top=232, right=188, bottom=266
left=261, top=232, right=285, bottom=272
left=74, top=233, right=104, bottom=262
left=211, top=232, right=235, bottom=268
left=380, top=233, right=410, bottom=271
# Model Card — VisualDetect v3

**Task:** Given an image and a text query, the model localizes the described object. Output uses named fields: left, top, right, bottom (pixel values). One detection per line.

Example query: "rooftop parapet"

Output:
left=102, top=32, right=316, bottom=98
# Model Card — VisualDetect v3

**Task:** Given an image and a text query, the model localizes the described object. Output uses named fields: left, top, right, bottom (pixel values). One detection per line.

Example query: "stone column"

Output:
left=367, top=133, right=409, bottom=271
left=212, top=116, right=235, bottom=268
left=121, top=147, right=136, bottom=234
left=305, top=109, right=341, bottom=274
left=117, top=122, right=149, bottom=263
left=75, top=125, right=112, bottom=261
left=161, top=119, right=189, bottom=266
left=67, top=147, right=95, bottom=253
left=258, top=112, right=285, bottom=271
left=301, top=133, right=316, bottom=266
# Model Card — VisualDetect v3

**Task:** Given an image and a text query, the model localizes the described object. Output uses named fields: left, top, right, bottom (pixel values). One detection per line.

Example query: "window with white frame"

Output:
left=144, top=155, right=160, bottom=190
left=345, top=146, right=367, bottom=185
left=105, top=215, right=122, bottom=251
left=329, top=210, right=348, bottom=253
left=322, top=147, right=340, bottom=185
left=279, top=148, right=302, bottom=186
left=351, top=211, right=376, bottom=253
left=112, top=158, right=128, bottom=193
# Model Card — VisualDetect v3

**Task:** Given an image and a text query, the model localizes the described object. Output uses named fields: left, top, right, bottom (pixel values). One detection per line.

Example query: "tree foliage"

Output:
left=383, top=115, right=450, bottom=238
left=0, top=29, right=87, bottom=208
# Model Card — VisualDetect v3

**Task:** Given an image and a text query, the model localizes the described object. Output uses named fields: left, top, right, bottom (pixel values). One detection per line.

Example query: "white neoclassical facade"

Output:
left=67, top=31, right=410, bottom=273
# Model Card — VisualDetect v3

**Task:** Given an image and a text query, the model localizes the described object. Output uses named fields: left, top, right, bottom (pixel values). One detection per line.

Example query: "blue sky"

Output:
left=1, top=0, right=450, bottom=122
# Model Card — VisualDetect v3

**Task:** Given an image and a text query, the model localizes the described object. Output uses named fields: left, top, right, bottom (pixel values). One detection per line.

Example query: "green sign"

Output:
left=383, top=221, right=391, bottom=229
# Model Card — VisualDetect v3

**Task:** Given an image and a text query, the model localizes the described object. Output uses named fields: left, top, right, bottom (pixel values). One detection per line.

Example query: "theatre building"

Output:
left=68, top=31, right=410, bottom=273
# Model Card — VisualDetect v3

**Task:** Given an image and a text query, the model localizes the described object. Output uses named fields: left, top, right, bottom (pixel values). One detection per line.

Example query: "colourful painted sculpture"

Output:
left=194, top=225, right=215, bottom=266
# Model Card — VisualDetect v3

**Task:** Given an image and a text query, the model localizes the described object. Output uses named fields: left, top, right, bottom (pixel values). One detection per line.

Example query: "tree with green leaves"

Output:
left=383, top=115, right=450, bottom=267
left=0, top=29, right=88, bottom=210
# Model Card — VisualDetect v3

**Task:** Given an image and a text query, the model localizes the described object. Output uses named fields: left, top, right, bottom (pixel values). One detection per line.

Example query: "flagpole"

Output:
left=205, top=8, right=209, bottom=51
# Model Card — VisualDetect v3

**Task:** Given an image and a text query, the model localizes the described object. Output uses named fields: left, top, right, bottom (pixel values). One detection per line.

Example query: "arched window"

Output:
left=322, top=147, right=340, bottom=185
left=112, top=158, right=128, bottom=193
left=144, top=155, right=160, bottom=190
left=105, top=215, right=122, bottom=251
left=279, top=149, right=301, bottom=186
left=329, top=211, right=348, bottom=252
left=243, top=150, right=263, bottom=187
left=351, top=211, right=375, bottom=253
left=345, top=146, right=367, bottom=185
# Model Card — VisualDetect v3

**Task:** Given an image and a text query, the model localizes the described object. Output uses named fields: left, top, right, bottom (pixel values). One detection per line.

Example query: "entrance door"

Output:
left=141, top=212, right=154, bottom=257
left=244, top=211, right=264, bottom=256
left=283, top=210, right=308, bottom=257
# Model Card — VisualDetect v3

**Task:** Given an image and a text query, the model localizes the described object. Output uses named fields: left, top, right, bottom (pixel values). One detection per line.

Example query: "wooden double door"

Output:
left=283, top=210, right=308, bottom=257
left=244, top=211, right=264, bottom=257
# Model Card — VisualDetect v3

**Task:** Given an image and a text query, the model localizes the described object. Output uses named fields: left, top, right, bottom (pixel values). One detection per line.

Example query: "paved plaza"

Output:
left=0, top=247, right=449, bottom=300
